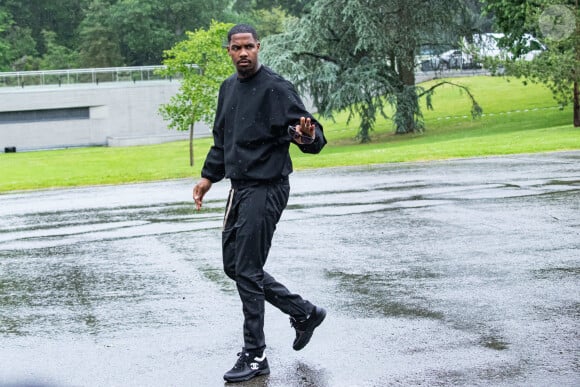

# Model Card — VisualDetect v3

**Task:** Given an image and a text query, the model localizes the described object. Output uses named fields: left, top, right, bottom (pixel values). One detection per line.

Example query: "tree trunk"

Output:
left=574, top=81, right=579, bottom=127
left=189, top=122, right=194, bottom=166
left=575, top=0, right=579, bottom=127
left=400, top=51, right=416, bottom=87
left=357, top=102, right=374, bottom=143
left=395, top=51, right=419, bottom=134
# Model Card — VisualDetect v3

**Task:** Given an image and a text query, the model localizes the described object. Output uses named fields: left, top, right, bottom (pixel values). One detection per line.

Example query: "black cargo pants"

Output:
left=222, top=177, right=314, bottom=352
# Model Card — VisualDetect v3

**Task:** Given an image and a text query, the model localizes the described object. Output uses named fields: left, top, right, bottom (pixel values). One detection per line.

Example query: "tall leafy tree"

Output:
left=39, top=30, right=80, bottom=69
left=6, top=26, right=39, bottom=71
left=249, top=7, right=290, bottom=37
left=233, top=0, right=310, bottom=15
left=0, top=9, right=15, bottom=71
left=108, top=0, right=175, bottom=65
left=262, top=0, right=480, bottom=141
left=109, top=0, right=226, bottom=66
left=77, top=0, right=124, bottom=68
left=2, top=0, right=231, bottom=70
left=459, top=0, right=495, bottom=40
left=158, top=21, right=234, bottom=166
left=482, top=0, right=579, bottom=127
left=1, top=0, right=89, bottom=56
left=223, top=6, right=290, bottom=38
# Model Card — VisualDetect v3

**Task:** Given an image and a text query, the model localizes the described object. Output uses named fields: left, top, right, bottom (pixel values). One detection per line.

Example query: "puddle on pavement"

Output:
left=325, top=270, right=445, bottom=320
left=545, top=179, right=580, bottom=186
left=532, top=266, right=580, bottom=279
left=0, top=201, right=217, bottom=234
left=480, top=335, right=510, bottom=350
left=0, top=235, right=211, bottom=336
left=197, top=263, right=235, bottom=294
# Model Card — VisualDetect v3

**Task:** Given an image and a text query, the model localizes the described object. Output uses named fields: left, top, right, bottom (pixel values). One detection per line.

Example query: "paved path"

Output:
left=1, top=152, right=579, bottom=386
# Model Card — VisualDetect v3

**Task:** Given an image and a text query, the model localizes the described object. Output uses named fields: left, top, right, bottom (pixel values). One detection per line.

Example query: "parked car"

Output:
left=418, top=49, right=480, bottom=71
left=463, top=33, right=546, bottom=61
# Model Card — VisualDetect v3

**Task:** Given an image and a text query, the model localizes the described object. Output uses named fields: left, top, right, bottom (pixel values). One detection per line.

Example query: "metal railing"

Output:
left=0, top=65, right=186, bottom=88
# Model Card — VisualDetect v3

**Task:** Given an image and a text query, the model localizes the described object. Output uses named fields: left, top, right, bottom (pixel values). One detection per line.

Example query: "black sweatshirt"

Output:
left=201, top=66, right=327, bottom=183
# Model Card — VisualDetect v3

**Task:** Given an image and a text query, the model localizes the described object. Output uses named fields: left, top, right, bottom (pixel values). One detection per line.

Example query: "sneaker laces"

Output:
left=232, top=352, right=249, bottom=370
left=289, top=316, right=305, bottom=331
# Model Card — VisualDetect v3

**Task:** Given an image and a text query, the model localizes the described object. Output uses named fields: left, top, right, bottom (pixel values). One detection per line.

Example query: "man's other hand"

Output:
left=193, top=178, right=213, bottom=210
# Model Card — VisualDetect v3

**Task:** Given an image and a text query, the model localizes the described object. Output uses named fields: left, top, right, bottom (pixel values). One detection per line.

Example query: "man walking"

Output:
left=193, top=24, right=327, bottom=383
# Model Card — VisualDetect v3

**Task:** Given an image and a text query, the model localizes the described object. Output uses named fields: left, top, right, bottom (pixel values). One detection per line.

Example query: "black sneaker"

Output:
left=290, top=306, right=326, bottom=351
left=223, top=349, right=270, bottom=383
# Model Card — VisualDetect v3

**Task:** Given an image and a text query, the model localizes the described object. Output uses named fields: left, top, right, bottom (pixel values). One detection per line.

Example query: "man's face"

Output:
left=227, top=32, right=260, bottom=78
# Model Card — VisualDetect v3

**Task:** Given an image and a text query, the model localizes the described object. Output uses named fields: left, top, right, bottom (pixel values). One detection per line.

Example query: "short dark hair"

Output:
left=227, top=24, right=259, bottom=43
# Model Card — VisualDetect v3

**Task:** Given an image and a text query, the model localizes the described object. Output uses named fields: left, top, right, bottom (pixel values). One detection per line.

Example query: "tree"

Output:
left=458, top=0, right=495, bottom=40
left=2, top=0, right=231, bottom=70
left=39, top=30, right=80, bottom=70
left=232, top=0, right=311, bottom=15
left=5, top=26, right=38, bottom=71
left=158, top=21, right=234, bottom=166
left=1, top=0, right=89, bottom=57
left=482, top=0, right=579, bottom=127
left=221, top=2, right=292, bottom=39
left=262, top=0, right=481, bottom=142
left=0, top=7, right=38, bottom=71
left=245, top=7, right=290, bottom=38
left=109, top=0, right=226, bottom=66
left=109, top=0, right=176, bottom=65
left=0, top=9, right=14, bottom=71
left=77, top=0, right=124, bottom=68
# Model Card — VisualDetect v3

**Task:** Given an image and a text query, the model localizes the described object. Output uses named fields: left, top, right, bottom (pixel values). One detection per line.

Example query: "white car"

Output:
left=420, top=49, right=479, bottom=71
left=464, top=33, right=546, bottom=61
left=437, top=49, right=475, bottom=69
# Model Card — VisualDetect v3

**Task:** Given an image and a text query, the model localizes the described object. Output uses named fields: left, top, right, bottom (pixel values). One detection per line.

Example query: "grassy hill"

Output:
left=0, top=76, right=577, bottom=192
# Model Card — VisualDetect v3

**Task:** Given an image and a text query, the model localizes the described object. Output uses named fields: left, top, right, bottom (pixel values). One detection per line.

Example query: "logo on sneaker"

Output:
left=250, top=362, right=259, bottom=370
left=253, top=354, right=266, bottom=362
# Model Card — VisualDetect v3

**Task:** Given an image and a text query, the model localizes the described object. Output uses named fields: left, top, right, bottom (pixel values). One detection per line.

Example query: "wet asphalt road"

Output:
left=0, top=151, right=579, bottom=387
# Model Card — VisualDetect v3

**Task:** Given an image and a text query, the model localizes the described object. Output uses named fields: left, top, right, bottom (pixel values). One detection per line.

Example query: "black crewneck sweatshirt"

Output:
left=201, top=65, right=327, bottom=183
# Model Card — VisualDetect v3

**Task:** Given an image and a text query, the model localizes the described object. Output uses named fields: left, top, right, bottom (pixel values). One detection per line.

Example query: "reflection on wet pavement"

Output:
left=0, top=152, right=579, bottom=386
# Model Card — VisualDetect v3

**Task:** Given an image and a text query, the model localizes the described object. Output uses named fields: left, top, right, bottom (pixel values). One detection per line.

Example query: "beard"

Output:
left=236, top=61, right=259, bottom=78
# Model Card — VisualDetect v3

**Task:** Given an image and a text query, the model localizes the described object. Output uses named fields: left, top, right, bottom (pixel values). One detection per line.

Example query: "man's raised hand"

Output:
left=290, top=117, right=316, bottom=145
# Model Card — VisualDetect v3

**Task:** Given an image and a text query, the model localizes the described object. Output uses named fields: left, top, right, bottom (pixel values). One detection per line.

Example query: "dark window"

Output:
left=0, top=107, right=89, bottom=124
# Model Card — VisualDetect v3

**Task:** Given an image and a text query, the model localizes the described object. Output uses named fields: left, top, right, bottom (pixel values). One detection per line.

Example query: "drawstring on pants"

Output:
left=223, top=188, right=235, bottom=230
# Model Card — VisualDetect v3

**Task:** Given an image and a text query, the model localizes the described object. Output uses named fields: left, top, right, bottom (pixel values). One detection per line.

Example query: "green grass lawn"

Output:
left=1, top=75, right=578, bottom=193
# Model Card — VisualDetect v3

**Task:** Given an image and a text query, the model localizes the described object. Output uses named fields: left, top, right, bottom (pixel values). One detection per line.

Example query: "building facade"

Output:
left=0, top=73, right=210, bottom=152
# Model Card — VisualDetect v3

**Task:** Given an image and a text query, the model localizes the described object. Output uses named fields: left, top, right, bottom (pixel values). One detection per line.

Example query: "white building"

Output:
left=0, top=67, right=210, bottom=152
